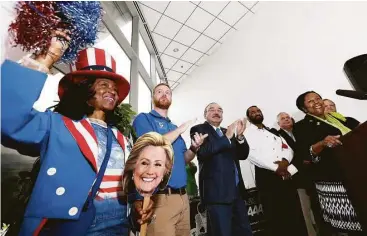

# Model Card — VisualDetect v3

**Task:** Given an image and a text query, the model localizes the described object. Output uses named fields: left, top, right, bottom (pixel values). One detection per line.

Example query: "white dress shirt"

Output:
left=282, top=128, right=296, bottom=142
left=244, top=123, right=297, bottom=175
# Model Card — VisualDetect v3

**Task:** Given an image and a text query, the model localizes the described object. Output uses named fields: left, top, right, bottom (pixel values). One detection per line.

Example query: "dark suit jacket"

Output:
left=346, top=116, right=360, bottom=128
left=190, top=122, right=249, bottom=204
left=293, top=114, right=359, bottom=182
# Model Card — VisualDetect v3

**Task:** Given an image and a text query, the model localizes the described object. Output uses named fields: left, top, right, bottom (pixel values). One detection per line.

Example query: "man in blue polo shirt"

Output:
left=133, top=83, right=207, bottom=236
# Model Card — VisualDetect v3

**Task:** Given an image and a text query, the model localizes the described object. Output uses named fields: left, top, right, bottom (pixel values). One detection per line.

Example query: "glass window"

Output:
left=95, top=29, right=131, bottom=104
left=120, top=20, right=132, bottom=45
left=155, top=71, right=160, bottom=85
left=138, top=74, right=152, bottom=113
left=139, top=33, right=151, bottom=75
left=102, top=2, right=132, bottom=44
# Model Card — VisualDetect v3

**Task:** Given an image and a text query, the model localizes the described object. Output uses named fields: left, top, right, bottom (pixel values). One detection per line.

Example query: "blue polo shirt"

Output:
left=132, top=110, right=187, bottom=189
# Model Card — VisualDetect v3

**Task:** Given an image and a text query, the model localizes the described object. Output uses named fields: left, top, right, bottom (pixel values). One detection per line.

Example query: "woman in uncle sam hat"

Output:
left=1, top=31, right=153, bottom=236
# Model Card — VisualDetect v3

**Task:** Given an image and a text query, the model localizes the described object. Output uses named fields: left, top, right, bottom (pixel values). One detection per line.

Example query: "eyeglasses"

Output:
left=207, top=108, right=223, bottom=113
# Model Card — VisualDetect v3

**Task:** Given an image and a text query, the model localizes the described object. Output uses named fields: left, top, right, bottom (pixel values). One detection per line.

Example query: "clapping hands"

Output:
left=178, top=118, right=197, bottom=134
left=191, top=132, right=209, bottom=151
left=226, top=119, right=247, bottom=139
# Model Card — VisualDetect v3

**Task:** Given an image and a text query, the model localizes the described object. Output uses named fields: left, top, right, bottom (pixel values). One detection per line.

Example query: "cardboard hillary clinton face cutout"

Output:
left=123, top=132, right=173, bottom=198
left=133, top=145, right=168, bottom=196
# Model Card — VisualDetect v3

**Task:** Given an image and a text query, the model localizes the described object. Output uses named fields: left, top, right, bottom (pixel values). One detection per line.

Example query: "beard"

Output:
left=249, top=115, right=264, bottom=124
left=153, top=97, right=171, bottom=109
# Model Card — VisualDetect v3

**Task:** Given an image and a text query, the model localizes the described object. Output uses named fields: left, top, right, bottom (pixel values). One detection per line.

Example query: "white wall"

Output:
left=168, top=2, right=367, bottom=188
left=1, top=2, right=21, bottom=64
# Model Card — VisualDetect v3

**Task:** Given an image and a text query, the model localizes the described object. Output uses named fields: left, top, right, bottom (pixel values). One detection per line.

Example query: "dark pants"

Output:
left=206, top=189, right=252, bottom=236
left=256, top=167, right=308, bottom=236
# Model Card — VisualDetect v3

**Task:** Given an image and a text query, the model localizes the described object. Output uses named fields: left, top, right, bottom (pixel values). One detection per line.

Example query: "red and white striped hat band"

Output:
left=69, top=48, right=117, bottom=73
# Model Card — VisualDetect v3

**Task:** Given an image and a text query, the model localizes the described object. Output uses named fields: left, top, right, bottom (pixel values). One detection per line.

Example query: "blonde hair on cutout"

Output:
left=122, top=132, right=174, bottom=196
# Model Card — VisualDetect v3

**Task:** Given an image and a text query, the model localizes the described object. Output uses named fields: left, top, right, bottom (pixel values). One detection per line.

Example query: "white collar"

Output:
left=208, top=123, right=221, bottom=131
left=282, top=128, right=295, bottom=140
left=248, top=123, right=265, bottom=130
left=281, top=128, right=293, bottom=134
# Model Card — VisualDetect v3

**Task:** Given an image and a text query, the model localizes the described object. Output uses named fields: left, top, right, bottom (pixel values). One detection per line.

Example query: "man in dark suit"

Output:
left=277, top=112, right=296, bottom=151
left=277, top=112, right=304, bottom=183
left=190, top=102, right=252, bottom=236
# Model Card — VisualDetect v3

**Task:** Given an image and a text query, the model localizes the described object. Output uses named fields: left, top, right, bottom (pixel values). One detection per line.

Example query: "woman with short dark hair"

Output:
left=294, top=91, right=363, bottom=235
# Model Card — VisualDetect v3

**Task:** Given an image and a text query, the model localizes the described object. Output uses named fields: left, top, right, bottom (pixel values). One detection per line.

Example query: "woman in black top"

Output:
left=293, top=91, right=363, bottom=235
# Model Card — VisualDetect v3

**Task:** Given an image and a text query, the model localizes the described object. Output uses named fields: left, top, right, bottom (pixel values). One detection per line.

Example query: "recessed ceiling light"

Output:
left=173, top=48, right=179, bottom=52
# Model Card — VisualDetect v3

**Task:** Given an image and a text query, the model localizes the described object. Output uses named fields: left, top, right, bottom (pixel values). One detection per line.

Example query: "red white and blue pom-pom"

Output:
left=8, top=1, right=60, bottom=57
left=8, top=1, right=102, bottom=64
left=56, top=1, right=103, bottom=63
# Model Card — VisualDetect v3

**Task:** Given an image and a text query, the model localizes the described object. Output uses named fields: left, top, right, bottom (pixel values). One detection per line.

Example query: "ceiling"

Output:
left=138, top=1, right=259, bottom=89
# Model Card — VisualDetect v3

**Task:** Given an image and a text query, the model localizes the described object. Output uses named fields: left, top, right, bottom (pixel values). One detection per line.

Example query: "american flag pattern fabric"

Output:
left=70, top=47, right=117, bottom=72
left=63, top=117, right=130, bottom=200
